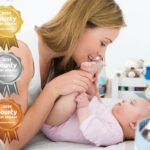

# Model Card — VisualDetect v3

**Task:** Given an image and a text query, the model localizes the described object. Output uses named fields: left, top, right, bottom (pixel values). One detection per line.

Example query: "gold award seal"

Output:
left=0, top=100, right=24, bottom=143
left=0, top=6, right=23, bottom=50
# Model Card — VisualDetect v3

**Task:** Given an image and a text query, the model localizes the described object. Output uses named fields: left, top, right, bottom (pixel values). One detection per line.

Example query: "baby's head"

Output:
left=112, top=98, right=150, bottom=140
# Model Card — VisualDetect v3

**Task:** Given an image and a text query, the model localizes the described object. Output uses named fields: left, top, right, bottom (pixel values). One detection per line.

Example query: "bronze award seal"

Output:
left=0, top=6, right=23, bottom=50
left=0, top=52, right=23, bottom=97
left=0, top=100, right=24, bottom=143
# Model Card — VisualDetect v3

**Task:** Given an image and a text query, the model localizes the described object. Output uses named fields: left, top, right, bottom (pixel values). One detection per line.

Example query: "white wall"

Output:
left=1, top=0, right=150, bottom=76
left=107, top=0, right=150, bottom=76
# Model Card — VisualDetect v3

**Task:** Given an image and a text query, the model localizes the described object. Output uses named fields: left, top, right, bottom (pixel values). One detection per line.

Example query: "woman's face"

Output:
left=72, top=27, right=120, bottom=66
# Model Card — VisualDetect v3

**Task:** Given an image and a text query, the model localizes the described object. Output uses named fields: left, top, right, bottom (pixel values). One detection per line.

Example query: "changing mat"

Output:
left=24, top=131, right=134, bottom=150
left=24, top=98, right=135, bottom=150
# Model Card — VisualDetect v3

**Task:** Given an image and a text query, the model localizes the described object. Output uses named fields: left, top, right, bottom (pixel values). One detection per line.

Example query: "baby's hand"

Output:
left=75, top=93, right=90, bottom=108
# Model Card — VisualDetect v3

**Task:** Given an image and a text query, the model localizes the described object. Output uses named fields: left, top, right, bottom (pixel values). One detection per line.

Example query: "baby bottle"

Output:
left=135, top=118, right=150, bottom=150
left=145, top=66, right=150, bottom=100
left=97, top=66, right=107, bottom=98
left=92, top=55, right=106, bottom=97
left=141, top=121, right=150, bottom=141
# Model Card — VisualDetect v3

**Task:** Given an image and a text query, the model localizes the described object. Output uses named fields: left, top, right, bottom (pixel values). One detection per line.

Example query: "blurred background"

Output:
left=1, top=0, right=150, bottom=76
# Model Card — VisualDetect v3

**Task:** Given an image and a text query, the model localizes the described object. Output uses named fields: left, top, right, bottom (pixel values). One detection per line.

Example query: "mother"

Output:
left=5, top=0, right=125, bottom=149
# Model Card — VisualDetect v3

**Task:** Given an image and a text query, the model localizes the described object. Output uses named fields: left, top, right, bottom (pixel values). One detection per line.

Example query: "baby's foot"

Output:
left=81, top=62, right=98, bottom=76
left=75, top=93, right=89, bottom=108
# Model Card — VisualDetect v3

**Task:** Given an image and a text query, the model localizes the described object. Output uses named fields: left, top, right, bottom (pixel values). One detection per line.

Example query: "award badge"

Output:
left=0, top=52, right=23, bottom=97
left=0, top=6, right=23, bottom=50
left=0, top=99, right=24, bottom=143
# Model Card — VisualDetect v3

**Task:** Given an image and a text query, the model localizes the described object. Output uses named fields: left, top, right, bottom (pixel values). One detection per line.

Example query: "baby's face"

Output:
left=112, top=99, right=150, bottom=126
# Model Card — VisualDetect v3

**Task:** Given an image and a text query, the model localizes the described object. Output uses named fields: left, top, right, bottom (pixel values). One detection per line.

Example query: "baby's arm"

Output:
left=75, top=93, right=92, bottom=123
left=75, top=93, right=108, bottom=146
left=45, top=92, right=78, bottom=126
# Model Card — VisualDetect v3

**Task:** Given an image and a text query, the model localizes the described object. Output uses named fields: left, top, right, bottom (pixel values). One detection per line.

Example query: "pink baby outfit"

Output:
left=41, top=96, right=124, bottom=146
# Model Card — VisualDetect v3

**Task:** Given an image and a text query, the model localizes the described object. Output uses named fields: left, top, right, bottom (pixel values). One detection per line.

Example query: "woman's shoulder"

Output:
left=13, top=39, right=42, bottom=106
left=0, top=40, right=35, bottom=112
left=13, top=40, right=33, bottom=58
left=10, top=40, right=34, bottom=82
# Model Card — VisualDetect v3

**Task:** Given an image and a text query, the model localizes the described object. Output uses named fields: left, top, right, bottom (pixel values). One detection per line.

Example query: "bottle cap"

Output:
left=98, top=76, right=106, bottom=85
left=145, top=66, right=150, bottom=80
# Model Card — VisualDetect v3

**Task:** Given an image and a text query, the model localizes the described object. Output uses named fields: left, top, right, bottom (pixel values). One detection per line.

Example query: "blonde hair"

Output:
left=36, top=0, right=126, bottom=79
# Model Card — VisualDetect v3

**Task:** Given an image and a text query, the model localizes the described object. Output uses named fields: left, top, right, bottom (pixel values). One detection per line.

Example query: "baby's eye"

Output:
left=130, top=101, right=134, bottom=105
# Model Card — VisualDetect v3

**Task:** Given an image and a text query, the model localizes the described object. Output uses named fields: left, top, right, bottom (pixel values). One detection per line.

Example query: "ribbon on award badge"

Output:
left=0, top=6, right=23, bottom=50
left=0, top=100, right=24, bottom=143
left=0, top=52, right=23, bottom=97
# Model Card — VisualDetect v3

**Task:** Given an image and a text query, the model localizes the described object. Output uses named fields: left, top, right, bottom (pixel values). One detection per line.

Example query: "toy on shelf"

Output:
left=115, top=59, right=145, bottom=78
left=112, top=59, right=149, bottom=99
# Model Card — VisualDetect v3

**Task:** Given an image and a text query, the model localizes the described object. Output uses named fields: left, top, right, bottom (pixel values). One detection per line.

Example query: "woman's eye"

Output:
left=101, top=42, right=106, bottom=47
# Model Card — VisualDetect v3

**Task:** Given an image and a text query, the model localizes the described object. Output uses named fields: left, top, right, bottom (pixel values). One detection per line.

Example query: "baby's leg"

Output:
left=81, top=61, right=98, bottom=76
left=46, top=62, right=98, bottom=126
left=81, top=62, right=98, bottom=96
left=46, top=92, right=78, bottom=126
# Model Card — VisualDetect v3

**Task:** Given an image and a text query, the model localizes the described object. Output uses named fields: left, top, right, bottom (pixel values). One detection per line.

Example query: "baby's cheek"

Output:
left=120, top=107, right=135, bottom=120
left=114, top=105, right=125, bottom=116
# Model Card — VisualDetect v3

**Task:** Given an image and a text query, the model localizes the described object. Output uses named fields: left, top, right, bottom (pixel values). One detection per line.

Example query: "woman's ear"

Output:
left=129, top=122, right=137, bottom=130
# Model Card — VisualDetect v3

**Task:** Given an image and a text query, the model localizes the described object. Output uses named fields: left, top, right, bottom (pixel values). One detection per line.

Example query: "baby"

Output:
left=41, top=62, right=150, bottom=146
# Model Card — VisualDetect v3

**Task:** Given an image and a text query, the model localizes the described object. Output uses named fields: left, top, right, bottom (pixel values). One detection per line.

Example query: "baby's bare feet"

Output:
left=81, top=62, right=98, bottom=76
left=75, top=93, right=89, bottom=108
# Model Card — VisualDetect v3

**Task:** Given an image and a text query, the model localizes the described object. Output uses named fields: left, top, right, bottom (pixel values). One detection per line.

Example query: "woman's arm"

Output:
left=4, top=41, right=93, bottom=149
left=4, top=41, right=59, bottom=150
left=5, top=83, right=58, bottom=150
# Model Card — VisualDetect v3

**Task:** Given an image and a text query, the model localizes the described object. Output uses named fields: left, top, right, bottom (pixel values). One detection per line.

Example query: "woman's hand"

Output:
left=50, top=70, right=93, bottom=96
left=86, top=81, right=97, bottom=97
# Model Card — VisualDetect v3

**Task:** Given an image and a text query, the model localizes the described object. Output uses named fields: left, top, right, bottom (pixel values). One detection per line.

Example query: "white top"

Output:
left=18, top=29, right=42, bottom=106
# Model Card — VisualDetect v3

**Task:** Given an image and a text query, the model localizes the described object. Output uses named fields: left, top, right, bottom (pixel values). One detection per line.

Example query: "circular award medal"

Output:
left=0, top=100, right=24, bottom=143
left=0, top=52, right=23, bottom=97
left=0, top=6, right=23, bottom=50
